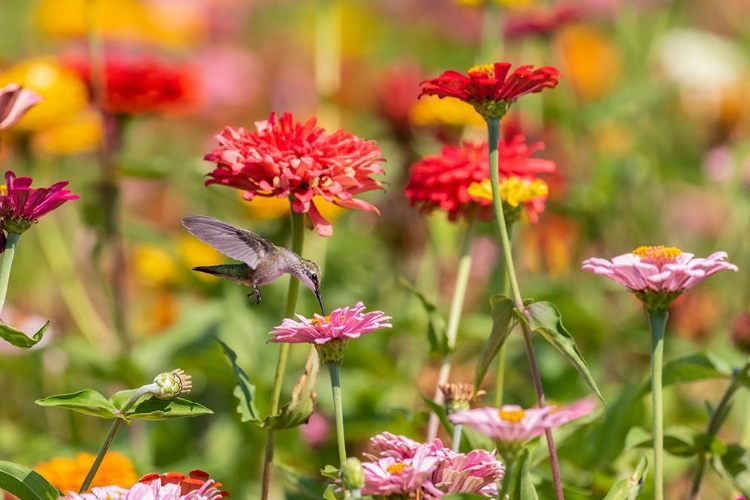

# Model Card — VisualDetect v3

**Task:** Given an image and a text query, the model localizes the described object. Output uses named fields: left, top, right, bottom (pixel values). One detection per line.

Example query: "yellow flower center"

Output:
left=311, top=315, right=331, bottom=327
left=467, top=178, right=548, bottom=207
left=632, top=246, right=683, bottom=266
left=387, top=463, right=410, bottom=474
left=498, top=408, right=526, bottom=423
left=0, top=185, right=7, bottom=196
left=468, top=64, right=495, bottom=76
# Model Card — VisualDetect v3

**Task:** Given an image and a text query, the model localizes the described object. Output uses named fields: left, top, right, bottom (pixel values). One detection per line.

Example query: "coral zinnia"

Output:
left=0, top=170, right=79, bottom=235
left=582, top=246, right=738, bottom=313
left=0, top=83, right=42, bottom=130
left=419, top=62, right=560, bottom=120
left=64, top=53, right=199, bottom=115
left=35, top=451, right=138, bottom=494
left=204, top=112, right=386, bottom=237
left=405, top=136, right=554, bottom=223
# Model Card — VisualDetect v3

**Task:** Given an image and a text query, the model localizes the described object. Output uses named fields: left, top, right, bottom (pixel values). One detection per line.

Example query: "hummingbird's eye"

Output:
left=311, top=273, right=318, bottom=282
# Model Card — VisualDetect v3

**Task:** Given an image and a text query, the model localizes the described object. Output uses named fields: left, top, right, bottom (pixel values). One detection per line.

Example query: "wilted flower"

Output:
left=405, top=136, right=554, bottom=223
left=582, top=246, right=738, bottom=313
left=204, top=112, right=386, bottom=237
left=0, top=170, right=79, bottom=235
left=36, top=451, right=138, bottom=493
left=0, top=84, right=42, bottom=130
left=419, top=62, right=560, bottom=120
left=268, top=302, right=392, bottom=364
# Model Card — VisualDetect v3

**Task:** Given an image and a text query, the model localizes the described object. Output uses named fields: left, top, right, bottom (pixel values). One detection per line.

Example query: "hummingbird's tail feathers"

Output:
left=182, top=215, right=272, bottom=268
left=192, top=265, right=222, bottom=276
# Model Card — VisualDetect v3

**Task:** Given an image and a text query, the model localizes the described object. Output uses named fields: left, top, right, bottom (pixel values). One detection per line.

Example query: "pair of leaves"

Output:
left=35, top=389, right=212, bottom=422
left=474, top=296, right=603, bottom=401
left=0, top=461, right=61, bottom=500
left=635, top=351, right=733, bottom=399
left=0, top=320, right=49, bottom=348
left=400, top=278, right=449, bottom=357
left=218, top=339, right=319, bottom=430
left=721, top=444, right=750, bottom=497
left=625, top=426, right=727, bottom=458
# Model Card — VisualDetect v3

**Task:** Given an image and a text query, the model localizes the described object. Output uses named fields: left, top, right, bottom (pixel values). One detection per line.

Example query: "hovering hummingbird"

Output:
left=182, top=215, right=325, bottom=314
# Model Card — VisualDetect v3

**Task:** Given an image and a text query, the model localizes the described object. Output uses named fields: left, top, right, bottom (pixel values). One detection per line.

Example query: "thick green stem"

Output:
left=0, top=232, right=20, bottom=315
left=426, top=210, right=477, bottom=441
left=328, top=363, right=347, bottom=465
left=647, top=310, right=668, bottom=500
left=261, top=210, right=304, bottom=500
left=494, top=224, right=513, bottom=408
left=486, top=118, right=564, bottom=500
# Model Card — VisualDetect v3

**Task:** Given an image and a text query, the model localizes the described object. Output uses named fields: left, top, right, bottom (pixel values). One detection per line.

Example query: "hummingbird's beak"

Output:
left=315, top=289, right=326, bottom=316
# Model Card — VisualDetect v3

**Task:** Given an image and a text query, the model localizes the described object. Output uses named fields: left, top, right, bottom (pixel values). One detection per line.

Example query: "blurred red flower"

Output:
left=64, top=53, right=199, bottom=115
left=503, top=5, right=580, bottom=40
left=419, top=62, right=560, bottom=120
left=204, top=112, right=386, bottom=237
left=405, top=136, right=555, bottom=222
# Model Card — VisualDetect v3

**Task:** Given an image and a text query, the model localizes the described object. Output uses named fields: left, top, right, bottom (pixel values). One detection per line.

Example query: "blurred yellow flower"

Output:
left=134, top=243, right=180, bottom=287
left=138, top=290, right=179, bottom=334
left=35, top=451, right=137, bottom=493
left=245, top=195, right=290, bottom=220
left=410, top=96, right=486, bottom=129
left=0, top=57, right=89, bottom=131
left=179, top=234, right=224, bottom=277
left=36, top=0, right=207, bottom=50
left=468, top=177, right=548, bottom=206
left=555, top=24, right=622, bottom=102
left=32, top=107, right=102, bottom=155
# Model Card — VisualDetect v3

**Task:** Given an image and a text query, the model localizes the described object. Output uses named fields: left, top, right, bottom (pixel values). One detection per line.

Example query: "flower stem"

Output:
left=0, top=233, right=20, bottom=315
left=451, top=423, right=463, bottom=453
left=328, top=363, right=347, bottom=465
left=426, top=208, right=477, bottom=442
left=647, top=310, right=668, bottom=500
left=486, top=118, right=564, bottom=500
left=494, top=224, right=513, bottom=408
left=261, top=209, right=304, bottom=500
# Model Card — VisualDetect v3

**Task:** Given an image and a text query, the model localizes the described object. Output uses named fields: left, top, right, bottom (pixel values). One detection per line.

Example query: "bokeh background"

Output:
left=1, top=0, right=750, bottom=498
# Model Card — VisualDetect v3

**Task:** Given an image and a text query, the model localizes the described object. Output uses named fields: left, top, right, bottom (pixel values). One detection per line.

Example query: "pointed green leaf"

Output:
left=320, top=464, right=339, bottom=480
left=636, top=351, right=732, bottom=398
left=35, top=389, right=119, bottom=419
left=322, top=484, right=342, bottom=500
left=720, top=444, right=750, bottom=496
left=262, top=348, right=319, bottom=430
left=474, top=294, right=516, bottom=394
left=0, top=461, right=62, bottom=500
left=510, top=449, right=538, bottom=500
left=217, top=339, right=260, bottom=423
left=521, top=301, right=603, bottom=401
left=625, top=426, right=724, bottom=458
left=277, top=463, right=331, bottom=499
left=0, top=321, right=49, bottom=349
left=126, top=396, right=213, bottom=420
left=400, top=278, right=448, bottom=356
left=603, top=456, right=648, bottom=500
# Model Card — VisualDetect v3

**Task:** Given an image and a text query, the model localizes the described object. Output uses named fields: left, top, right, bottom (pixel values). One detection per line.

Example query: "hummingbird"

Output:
left=181, top=215, right=325, bottom=314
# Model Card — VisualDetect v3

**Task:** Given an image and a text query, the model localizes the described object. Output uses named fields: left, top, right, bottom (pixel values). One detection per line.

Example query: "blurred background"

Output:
left=1, top=0, right=750, bottom=498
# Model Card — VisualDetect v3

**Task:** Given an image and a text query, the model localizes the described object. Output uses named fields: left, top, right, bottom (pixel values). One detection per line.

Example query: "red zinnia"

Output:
left=405, top=136, right=555, bottom=223
left=64, top=53, right=199, bottom=116
left=0, top=170, right=79, bottom=234
left=419, top=62, right=560, bottom=120
left=204, top=111, right=386, bottom=237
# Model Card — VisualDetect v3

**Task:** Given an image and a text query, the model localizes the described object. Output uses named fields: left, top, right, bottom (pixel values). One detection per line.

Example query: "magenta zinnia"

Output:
left=204, top=112, right=386, bottom=237
left=582, top=246, right=738, bottom=312
left=405, top=136, right=555, bottom=223
left=0, top=83, right=42, bottom=130
left=419, top=62, right=560, bottom=120
left=0, top=170, right=79, bottom=235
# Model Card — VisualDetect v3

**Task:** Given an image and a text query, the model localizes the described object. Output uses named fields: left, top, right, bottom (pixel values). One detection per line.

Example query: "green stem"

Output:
left=261, top=209, right=304, bottom=500
left=494, top=223, right=513, bottom=408
left=329, top=363, right=347, bottom=465
left=486, top=118, right=564, bottom=500
left=647, top=310, right=668, bottom=500
left=451, top=423, right=463, bottom=453
left=426, top=209, right=477, bottom=441
left=0, top=232, right=20, bottom=315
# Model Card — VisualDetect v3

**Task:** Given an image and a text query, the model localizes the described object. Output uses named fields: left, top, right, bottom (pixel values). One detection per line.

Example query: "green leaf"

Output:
left=320, top=464, right=339, bottom=480
left=0, top=321, right=49, bottom=349
left=127, top=396, right=213, bottom=420
left=262, top=347, right=319, bottom=430
left=720, top=444, right=750, bottom=496
left=625, top=426, right=724, bottom=458
left=217, top=339, right=260, bottom=422
left=322, top=484, right=342, bottom=500
left=277, top=463, right=331, bottom=499
left=521, top=301, right=603, bottom=401
left=474, top=294, right=516, bottom=394
left=0, top=461, right=62, bottom=500
left=400, top=278, right=448, bottom=356
left=602, top=456, right=648, bottom=500
left=35, top=389, right=119, bottom=419
left=636, top=351, right=732, bottom=398
left=510, top=449, right=538, bottom=500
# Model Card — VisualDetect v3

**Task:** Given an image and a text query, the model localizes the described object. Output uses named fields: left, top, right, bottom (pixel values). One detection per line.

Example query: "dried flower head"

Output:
left=439, top=383, right=485, bottom=414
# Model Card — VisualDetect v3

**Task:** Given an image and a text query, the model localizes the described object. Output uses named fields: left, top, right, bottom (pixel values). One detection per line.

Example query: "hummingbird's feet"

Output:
left=247, top=285, right=262, bottom=304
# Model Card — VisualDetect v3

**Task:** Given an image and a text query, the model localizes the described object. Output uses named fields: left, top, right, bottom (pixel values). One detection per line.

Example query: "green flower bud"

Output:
left=341, top=457, right=365, bottom=493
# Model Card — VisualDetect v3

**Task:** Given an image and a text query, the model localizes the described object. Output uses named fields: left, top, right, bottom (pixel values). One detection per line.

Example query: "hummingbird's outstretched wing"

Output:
left=181, top=215, right=273, bottom=269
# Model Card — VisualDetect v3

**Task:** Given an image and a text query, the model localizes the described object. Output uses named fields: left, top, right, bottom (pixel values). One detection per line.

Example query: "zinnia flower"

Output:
left=63, top=53, right=199, bottom=115
left=0, top=170, right=79, bottom=235
left=0, top=84, right=42, bottom=130
left=204, top=112, right=386, bottom=237
left=582, top=246, right=738, bottom=313
left=268, top=301, right=391, bottom=364
left=419, top=62, right=560, bottom=120
left=36, top=451, right=138, bottom=494
left=63, top=470, right=228, bottom=500
left=405, top=136, right=555, bottom=223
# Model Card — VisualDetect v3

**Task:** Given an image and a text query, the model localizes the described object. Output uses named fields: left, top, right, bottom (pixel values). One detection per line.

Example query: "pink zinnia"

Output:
left=0, top=170, right=79, bottom=235
left=582, top=246, right=738, bottom=312
left=0, top=83, right=42, bottom=130
left=204, top=112, right=386, bottom=237
left=64, top=470, right=228, bottom=500
left=419, top=62, right=560, bottom=120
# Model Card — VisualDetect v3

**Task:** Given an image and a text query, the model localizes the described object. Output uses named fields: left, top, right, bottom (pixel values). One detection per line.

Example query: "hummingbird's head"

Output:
left=296, top=258, right=325, bottom=315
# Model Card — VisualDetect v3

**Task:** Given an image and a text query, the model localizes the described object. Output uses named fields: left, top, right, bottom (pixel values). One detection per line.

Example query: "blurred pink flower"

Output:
left=0, top=170, right=79, bottom=235
left=299, top=412, right=332, bottom=449
left=0, top=83, right=42, bottom=130
left=581, top=246, right=738, bottom=293
left=503, top=5, right=580, bottom=40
